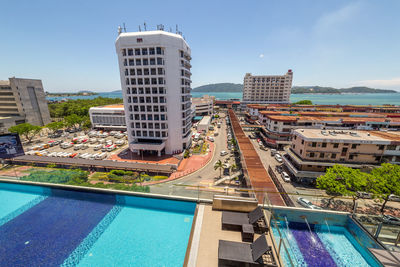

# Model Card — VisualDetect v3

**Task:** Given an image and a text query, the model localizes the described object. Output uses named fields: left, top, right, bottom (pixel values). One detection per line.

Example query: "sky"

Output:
left=1, top=0, right=400, bottom=92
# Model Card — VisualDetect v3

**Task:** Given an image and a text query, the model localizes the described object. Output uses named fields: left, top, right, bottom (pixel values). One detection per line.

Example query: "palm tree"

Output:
left=214, top=160, right=224, bottom=178
left=230, top=163, right=237, bottom=174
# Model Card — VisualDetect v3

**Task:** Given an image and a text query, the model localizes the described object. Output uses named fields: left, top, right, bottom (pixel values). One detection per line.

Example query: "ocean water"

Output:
left=47, top=91, right=400, bottom=105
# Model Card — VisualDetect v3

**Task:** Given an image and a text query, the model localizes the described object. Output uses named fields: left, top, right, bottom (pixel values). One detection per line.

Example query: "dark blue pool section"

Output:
left=289, top=222, right=337, bottom=267
left=0, top=188, right=115, bottom=267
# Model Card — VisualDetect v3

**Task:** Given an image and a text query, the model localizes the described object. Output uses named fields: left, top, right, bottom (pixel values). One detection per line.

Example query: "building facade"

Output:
left=283, top=129, right=400, bottom=184
left=242, top=70, right=293, bottom=104
left=0, top=77, right=51, bottom=133
left=89, top=104, right=126, bottom=131
left=192, top=95, right=214, bottom=116
left=115, top=30, right=192, bottom=156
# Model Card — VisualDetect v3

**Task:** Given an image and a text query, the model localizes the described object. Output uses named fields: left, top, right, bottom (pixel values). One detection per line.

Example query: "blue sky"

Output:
left=1, top=0, right=399, bottom=92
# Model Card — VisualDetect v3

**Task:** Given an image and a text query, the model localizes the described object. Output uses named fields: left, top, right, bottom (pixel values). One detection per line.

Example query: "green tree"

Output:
left=230, top=163, right=237, bottom=174
left=46, top=121, right=64, bottom=135
left=317, top=165, right=369, bottom=210
left=214, top=160, right=224, bottom=178
left=81, top=116, right=92, bottom=133
left=8, top=123, right=42, bottom=143
left=294, top=100, right=313, bottom=105
left=65, top=114, right=84, bottom=130
left=369, top=163, right=400, bottom=213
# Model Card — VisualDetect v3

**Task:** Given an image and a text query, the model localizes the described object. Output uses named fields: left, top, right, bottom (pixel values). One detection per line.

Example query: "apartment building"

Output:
left=0, top=77, right=51, bottom=133
left=89, top=104, right=126, bottom=131
left=115, top=30, right=192, bottom=156
left=283, top=129, right=400, bottom=184
left=242, top=70, right=293, bottom=104
left=192, top=95, right=214, bottom=116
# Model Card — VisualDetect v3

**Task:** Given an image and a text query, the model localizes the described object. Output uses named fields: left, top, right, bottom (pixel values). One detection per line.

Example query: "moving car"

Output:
left=297, top=197, right=322, bottom=210
left=220, top=151, right=228, bottom=156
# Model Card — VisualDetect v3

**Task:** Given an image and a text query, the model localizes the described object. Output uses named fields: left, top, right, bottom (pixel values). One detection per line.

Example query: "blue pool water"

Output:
left=271, top=220, right=380, bottom=267
left=0, top=182, right=196, bottom=267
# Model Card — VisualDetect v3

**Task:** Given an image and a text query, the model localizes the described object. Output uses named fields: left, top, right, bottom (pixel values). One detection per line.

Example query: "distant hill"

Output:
left=292, top=86, right=397, bottom=94
left=192, top=83, right=243, bottom=92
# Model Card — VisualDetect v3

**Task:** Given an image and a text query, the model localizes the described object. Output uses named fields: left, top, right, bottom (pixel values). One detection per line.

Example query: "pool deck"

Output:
left=194, top=204, right=281, bottom=267
left=368, top=248, right=400, bottom=267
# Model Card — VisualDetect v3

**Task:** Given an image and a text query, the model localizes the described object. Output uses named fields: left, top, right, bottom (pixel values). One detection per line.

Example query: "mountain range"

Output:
left=192, top=83, right=397, bottom=94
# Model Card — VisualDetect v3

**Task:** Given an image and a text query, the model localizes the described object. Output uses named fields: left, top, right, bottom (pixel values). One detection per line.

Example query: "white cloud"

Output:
left=259, top=54, right=264, bottom=58
left=352, top=77, right=400, bottom=90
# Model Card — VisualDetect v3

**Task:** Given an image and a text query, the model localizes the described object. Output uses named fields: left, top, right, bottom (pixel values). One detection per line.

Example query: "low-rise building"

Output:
left=0, top=77, right=51, bottom=132
left=197, top=115, right=211, bottom=133
left=192, top=95, right=214, bottom=116
left=283, top=129, right=400, bottom=184
left=89, top=104, right=126, bottom=131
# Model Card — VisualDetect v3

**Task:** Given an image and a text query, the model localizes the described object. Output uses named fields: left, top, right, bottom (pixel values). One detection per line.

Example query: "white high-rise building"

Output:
left=115, top=30, right=192, bottom=156
left=242, top=70, right=293, bottom=104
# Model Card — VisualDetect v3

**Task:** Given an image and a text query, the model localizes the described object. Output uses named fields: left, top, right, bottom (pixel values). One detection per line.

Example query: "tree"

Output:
left=369, top=163, right=400, bottom=213
left=230, top=163, right=237, bottom=174
left=81, top=116, right=92, bottom=133
left=294, top=100, right=313, bottom=105
left=214, top=160, right=224, bottom=178
left=65, top=114, right=85, bottom=130
left=45, top=121, right=64, bottom=135
left=8, top=123, right=42, bottom=143
left=317, top=165, right=369, bottom=210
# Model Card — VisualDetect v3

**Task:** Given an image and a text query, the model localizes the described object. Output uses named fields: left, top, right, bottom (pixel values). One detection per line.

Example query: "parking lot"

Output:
left=24, top=130, right=129, bottom=161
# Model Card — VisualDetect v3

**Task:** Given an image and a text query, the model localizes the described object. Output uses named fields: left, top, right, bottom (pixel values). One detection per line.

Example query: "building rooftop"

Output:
left=91, top=104, right=124, bottom=109
left=293, top=129, right=400, bottom=143
left=0, top=80, right=10, bottom=86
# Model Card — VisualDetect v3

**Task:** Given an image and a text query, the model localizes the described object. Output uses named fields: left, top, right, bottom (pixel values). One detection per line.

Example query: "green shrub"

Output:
left=153, top=175, right=168, bottom=181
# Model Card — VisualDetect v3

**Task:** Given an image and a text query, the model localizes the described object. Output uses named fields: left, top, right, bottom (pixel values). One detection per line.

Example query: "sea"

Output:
left=47, top=92, right=400, bottom=106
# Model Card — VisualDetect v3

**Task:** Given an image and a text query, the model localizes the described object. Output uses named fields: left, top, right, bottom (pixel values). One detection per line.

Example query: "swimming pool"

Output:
left=270, top=208, right=382, bottom=267
left=0, top=182, right=196, bottom=267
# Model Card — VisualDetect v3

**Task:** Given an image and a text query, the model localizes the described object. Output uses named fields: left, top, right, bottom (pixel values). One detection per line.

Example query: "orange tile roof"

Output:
left=102, top=104, right=124, bottom=108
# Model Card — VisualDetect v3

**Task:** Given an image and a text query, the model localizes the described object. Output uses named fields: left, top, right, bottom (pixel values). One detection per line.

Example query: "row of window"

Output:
left=131, top=130, right=167, bottom=138
left=130, top=122, right=167, bottom=129
left=129, top=113, right=167, bottom=121
left=128, top=105, right=166, bottom=113
left=126, top=87, right=165, bottom=95
left=125, top=68, right=164, bottom=76
left=123, top=58, right=164, bottom=67
left=122, top=47, right=163, bottom=57
left=127, top=96, right=166, bottom=104
left=92, top=116, right=125, bottom=125
left=126, top=77, right=164, bottom=85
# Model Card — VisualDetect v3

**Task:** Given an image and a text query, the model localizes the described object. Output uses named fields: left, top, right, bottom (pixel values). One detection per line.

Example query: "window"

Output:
left=156, top=47, right=162, bottom=54
left=129, top=59, right=134, bottom=66
left=150, top=58, right=155, bottom=65
left=143, top=59, right=148, bottom=65
left=321, top=143, right=327, bottom=148
left=142, top=48, right=148, bottom=55
left=301, top=140, right=304, bottom=145
left=312, top=142, right=317, bottom=147
left=349, top=155, right=354, bottom=160
left=127, top=49, right=133, bottom=56
left=331, top=154, right=337, bottom=159
left=333, top=143, right=339, bottom=148
left=136, top=69, right=142, bottom=75
left=147, top=114, right=153, bottom=120
left=149, top=48, right=155, bottom=55
left=157, top=58, right=163, bottom=65
left=136, top=38, right=143, bottom=43
left=319, top=153, right=325, bottom=158
left=135, top=48, right=140, bottom=55
left=309, top=152, right=315, bottom=158
left=136, top=59, right=141, bottom=65
left=151, top=68, right=156, bottom=75
left=122, top=49, right=127, bottom=56
left=378, top=145, right=385, bottom=150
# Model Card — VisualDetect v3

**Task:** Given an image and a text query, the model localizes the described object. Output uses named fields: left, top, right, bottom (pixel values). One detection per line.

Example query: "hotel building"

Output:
left=283, top=129, right=400, bottom=184
left=0, top=77, right=51, bottom=133
left=192, top=95, right=214, bottom=116
left=242, top=70, right=293, bottom=104
left=115, top=30, right=192, bottom=156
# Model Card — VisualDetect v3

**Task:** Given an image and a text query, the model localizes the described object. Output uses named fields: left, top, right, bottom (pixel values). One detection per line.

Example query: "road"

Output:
left=149, top=111, right=238, bottom=200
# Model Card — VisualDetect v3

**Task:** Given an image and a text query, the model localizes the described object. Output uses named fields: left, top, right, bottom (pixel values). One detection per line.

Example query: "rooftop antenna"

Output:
left=118, top=25, right=122, bottom=35
left=144, top=22, right=147, bottom=31
left=176, top=24, right=178, bottom=34
left=138, top=25, right=142, bottom=32
left=123, top=23, right=127, bottom=32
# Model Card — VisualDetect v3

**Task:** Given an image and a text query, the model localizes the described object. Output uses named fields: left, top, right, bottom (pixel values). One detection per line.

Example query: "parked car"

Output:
left=297, top=197, right=322, bottom=210
left=220, top=151, right=228, bottom=156
left=382, top=215, right=400, bottom=226
left=389, top=194, right=400, bottom=202
left=270, top=149, right=277, bottom=156
left=94, top=144, right=103, bottom=151
left=275, top=165, right=283, bottom=173
left=281, top=172, right=291, bottom=182
left=275, top=154, right=283, bottom=163
left=356, top=192, right=373, bottom=199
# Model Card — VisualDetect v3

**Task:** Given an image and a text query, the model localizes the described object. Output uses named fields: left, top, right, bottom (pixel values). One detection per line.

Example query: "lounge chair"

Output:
left=222, top=206, right=267, bottom=232
left=218, top=234, right=277, bottom=267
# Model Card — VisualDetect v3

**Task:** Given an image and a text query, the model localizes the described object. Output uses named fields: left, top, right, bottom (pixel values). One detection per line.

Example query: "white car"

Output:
left=220, top=151, right=228, bottom=156
left=297, top=197, right=322, bottom=210
left=281, top=172, right=290, bottom=182
left=274, top=154, right=283, bottom=163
